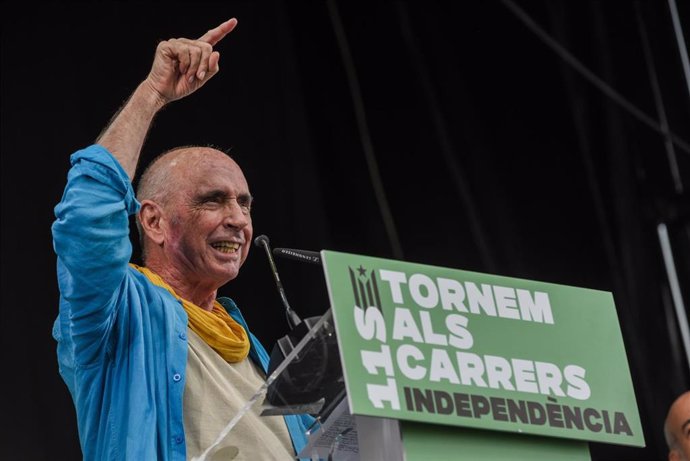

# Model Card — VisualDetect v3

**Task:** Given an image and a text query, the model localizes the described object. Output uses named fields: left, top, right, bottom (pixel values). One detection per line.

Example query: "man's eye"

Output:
left=204, top=195, right=225, bottom=204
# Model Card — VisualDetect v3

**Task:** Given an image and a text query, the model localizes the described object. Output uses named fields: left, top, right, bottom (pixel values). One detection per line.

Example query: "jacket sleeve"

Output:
left=52, top=144, right=140, bottom=361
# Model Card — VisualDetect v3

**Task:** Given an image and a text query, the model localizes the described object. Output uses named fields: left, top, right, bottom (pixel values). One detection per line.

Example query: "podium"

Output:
left=194, top=250, right=645, bottom=460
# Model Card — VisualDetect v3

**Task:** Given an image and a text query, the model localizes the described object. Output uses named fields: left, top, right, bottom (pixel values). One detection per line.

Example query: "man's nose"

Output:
left=223, top=200, right=250, bottom=228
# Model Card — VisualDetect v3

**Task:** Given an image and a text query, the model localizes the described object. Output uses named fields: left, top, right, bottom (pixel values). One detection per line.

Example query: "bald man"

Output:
left=665, top=391, right=690, bottom=461
left=52, top=19, right=313, bottom=460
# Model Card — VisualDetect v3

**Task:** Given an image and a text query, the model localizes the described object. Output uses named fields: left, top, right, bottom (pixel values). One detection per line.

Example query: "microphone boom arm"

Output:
left=254, top=235, right=302, bottom=329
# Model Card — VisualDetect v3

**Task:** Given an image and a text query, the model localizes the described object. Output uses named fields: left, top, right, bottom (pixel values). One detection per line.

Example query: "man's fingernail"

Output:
left=198, top=71, right=206, bottom=80
left=188, top=75, right=195, bottom=83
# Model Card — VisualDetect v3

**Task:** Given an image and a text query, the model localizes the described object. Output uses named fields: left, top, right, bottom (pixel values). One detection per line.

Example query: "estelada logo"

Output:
left=348, top=265, right=383, bottom=314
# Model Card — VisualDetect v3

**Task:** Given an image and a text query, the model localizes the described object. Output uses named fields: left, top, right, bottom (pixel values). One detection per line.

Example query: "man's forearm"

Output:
left=94, top=18, right=236, bottom=181
left=96, top=81, right=166, bottom=180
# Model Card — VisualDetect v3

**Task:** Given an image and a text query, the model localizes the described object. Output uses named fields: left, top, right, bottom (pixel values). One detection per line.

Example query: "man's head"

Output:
left=136, top=146, right=253, bottom=290
left=665, top=390, right=690, bottom=461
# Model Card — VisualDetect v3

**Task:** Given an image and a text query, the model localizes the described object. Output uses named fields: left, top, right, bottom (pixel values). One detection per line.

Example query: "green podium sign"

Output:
left=321, top=250, right=644, bottom=448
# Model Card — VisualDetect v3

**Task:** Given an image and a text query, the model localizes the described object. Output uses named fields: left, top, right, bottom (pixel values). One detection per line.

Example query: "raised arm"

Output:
left=53, top=19, right=239, bottom=364
left=97, top=18, right=238, bottom=179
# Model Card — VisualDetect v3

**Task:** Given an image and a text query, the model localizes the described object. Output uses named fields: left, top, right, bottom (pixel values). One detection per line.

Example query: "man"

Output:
left=665, top=390, right=690, bottom=461
left=52, top=18, right=313, bottom=460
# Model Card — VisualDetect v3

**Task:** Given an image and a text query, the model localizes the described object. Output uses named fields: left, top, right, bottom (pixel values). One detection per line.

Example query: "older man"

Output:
left=52, top=18, right=312, bottom=460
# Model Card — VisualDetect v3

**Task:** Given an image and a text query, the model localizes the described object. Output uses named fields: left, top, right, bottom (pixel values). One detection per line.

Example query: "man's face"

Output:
left=668, top=392, right=690, bottom=461
left=163, top=150, right=253, bottom=287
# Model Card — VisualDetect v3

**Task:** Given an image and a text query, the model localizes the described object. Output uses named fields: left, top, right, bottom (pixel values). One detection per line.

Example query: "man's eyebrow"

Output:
left=194, top=190, right=228, bottom=202
left=237, top=193, right=253, bottom=204
left=193, top=190, right=253, bottom=205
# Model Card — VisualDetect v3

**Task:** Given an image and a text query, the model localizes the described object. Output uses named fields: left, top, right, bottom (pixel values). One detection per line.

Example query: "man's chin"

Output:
left=200, top=258, right=243, bottom=287
left=211, top=266, right=240, bottom=285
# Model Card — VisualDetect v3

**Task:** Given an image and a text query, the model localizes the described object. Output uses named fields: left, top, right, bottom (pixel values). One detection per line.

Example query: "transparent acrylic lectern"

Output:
left=190, top=308, right=384, bottom=461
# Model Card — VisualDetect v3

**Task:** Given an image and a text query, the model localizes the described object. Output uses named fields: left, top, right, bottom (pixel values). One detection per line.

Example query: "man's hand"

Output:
left=145, top=18, right=238, bottom=104
left=95, top=18, right=238, bottom=179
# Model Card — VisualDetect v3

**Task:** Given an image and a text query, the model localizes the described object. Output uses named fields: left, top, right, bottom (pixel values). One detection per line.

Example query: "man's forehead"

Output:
left=671, top=392, right=690, bottom=428
left=192, top=164, right=250, bottom=196
left=173, top=149, right=245, bottom=179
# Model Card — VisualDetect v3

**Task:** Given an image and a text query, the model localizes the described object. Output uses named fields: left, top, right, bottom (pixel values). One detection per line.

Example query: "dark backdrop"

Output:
left=2, top=1, right=689, bottom=460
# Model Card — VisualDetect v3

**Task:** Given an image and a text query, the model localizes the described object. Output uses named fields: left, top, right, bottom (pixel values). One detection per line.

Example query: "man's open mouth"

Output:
left=210, top=241, right=240, bottom=254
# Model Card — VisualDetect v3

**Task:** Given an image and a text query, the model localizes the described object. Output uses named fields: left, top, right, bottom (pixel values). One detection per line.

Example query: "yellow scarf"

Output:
left=132, top=264, right=250, bottom=363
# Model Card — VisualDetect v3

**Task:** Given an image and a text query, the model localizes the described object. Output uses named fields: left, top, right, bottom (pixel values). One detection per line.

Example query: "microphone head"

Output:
left=273, top=247, right=322, bottom=265
left=254, top=234, right=270, bottom=248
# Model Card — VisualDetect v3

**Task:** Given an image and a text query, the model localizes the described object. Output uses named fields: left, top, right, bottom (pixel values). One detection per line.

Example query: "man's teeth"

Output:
left=211, top=242, right=240, bottom=253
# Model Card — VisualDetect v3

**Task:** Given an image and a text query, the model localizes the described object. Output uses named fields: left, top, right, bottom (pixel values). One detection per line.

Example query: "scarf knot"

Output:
left=132, top=264, right=250, bottom=363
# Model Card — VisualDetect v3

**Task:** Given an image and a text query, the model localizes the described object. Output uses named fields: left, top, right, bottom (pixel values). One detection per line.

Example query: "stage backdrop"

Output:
left=2, top=1, right=688, bottom=460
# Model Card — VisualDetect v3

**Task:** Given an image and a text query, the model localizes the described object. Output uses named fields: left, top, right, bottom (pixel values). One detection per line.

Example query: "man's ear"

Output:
left=139, top=200, right=166, bottom=246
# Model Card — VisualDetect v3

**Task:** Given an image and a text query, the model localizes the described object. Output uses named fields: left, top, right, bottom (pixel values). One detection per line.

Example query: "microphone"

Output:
left=253, top=236, right=345, bottom=415
left=253, top=234, right=302, bottom=329
left=273, top=247, right=321, bottom=265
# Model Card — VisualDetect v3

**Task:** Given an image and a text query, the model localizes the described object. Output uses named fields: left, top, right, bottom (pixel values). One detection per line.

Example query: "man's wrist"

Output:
left=135, top=80, right=168, bottom=114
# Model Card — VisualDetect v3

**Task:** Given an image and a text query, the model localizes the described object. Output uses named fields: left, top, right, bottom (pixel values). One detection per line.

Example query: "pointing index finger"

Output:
left=198, top=18, right=238, bottom=46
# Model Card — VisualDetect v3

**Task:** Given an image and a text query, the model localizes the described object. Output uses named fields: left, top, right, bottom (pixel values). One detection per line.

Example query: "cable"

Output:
left=325, top=0, right=405, bottom=260
left=635, top=1, right=684, bottom=193
left=500, top=0, right=690, bottom=158
left=394, top=2, right=497, bottom=273
left=668, top=0, right=690, bottom=102
left=658, top=223, right=690, bottom=372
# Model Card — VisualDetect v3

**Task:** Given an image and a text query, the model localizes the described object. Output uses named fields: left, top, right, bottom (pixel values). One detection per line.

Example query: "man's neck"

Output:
left=145, top=261, right=218, bottom=311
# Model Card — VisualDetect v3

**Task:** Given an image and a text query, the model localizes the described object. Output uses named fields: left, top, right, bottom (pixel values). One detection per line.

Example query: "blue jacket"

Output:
left=52, top=145, right=313, bottom=460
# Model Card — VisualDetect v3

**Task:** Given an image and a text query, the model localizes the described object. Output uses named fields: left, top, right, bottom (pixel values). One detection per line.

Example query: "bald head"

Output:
left=137, top=146, right=235, bottom=206
left=135, top=146, right=247, bottom=261
left=665, top=391, right=690, bottom=461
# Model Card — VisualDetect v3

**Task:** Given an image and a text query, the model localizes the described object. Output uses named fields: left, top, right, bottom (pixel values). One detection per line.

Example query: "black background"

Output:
left=2, top=1, right=689, bottom=460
